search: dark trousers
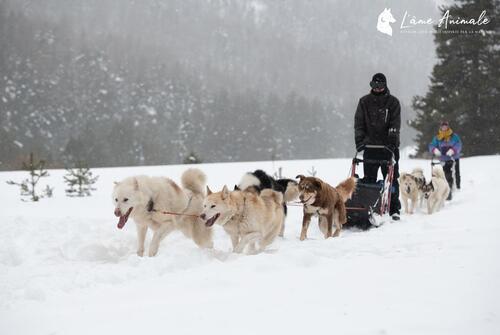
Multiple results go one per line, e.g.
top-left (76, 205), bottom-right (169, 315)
top-left (363, 148), bottom-right (401, 215)
top-left (443, 159), bottom-right (461, 190)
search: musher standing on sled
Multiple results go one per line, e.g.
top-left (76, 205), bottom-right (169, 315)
top-left (428, 121), bottom-right (462, 200)
top-left (354, 73), bottom-right (401, 220)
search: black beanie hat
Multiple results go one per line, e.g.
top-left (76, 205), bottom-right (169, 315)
top-left (370, 73), bottom-right (387, 90)
top-left (372, 73), bottom-right (386, 83)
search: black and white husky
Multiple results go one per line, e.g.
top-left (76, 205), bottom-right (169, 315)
top-left (237, 170), bottom-right (299, 237)
top-left (421, 165), bottom-right (450, 215)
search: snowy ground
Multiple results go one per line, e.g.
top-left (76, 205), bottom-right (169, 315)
top-left (1, 156), bottom-right (499, 335)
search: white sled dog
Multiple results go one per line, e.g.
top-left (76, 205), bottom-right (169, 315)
top-left (112, 169), bottom-right (213, 257)
top-left (399, 167), bottom-right (426, 214)
top-left (422, 165), bottom-right (450, 215)
top-left (200, 185), bottom-right (284, 254)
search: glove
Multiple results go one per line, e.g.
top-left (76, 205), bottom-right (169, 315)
top-left (356, 143), bottom-right (365, 152)
top-left (433, 148), bottom-right (441, 157)
top-left (446, 149), bottom-right (454, 157)
top-left (356, 139), bottom-right (367, 152)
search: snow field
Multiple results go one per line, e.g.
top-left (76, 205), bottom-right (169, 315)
top-left (0, 156), bottom-right (499, 334)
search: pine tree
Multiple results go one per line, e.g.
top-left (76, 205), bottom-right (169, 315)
top-left (6, 152), bottom-right (53, 201)
top-left (183, 151), bottom-right (203, 164)
top-left (411, 0), bottom-right (500, 156)
top-left (64, 161), bottom-right (99, 197)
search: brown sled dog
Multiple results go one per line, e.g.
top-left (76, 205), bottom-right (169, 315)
top-left (296, 175), bottom-right (356, 240)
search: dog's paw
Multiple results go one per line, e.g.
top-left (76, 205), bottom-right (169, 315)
top-left (148, 249), bottom-right (158, 257)
top-left (247, 248), bottom-right (260, 256)
top-left (137, 249), bottom-right (144, 257)
top-left (204, 242), bottom-right (214, 249)
top-left (233, 246), bottom-right (244, 254)
top-left (299, 235), bottom-right (307, 241)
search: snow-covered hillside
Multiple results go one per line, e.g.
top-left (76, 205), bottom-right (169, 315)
top-left (1, 156), bottom-right (499, 335)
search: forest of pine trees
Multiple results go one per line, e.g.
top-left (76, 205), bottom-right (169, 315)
top-left (0, 0), bottom-right (442, 170)
top-left (0, 0), bottom-right (352, 170)
top-left (4, 1), bottom-right (493, 168)
top-left (411, 0), bottom-right (500, 156)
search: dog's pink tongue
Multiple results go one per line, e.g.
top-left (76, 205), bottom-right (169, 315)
top-left (116, 207), bottom-right (132, 229)
top-left (117, 215), bottom-right (127, 229)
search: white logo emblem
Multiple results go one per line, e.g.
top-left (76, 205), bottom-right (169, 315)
top-left (377, 8), bottom-right (396, 36)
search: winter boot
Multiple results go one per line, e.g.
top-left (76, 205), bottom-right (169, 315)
top-left (390, 209), bottom-right (401, 221)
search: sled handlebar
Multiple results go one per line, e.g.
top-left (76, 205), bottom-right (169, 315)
top-left (353, 145), bottom-right (395, 166)
top-left (431, 157), bottom-right (442, 166)
top-left (364, 145), bottom-right (395, 156)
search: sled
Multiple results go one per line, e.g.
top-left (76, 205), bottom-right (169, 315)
top-left (344, 145), bottom-right (395, 230)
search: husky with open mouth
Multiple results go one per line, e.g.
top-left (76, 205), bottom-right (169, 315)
top-left (200, 185), bottom-right (284, 254)
top-left (112, 168), bottom-right (213, 257)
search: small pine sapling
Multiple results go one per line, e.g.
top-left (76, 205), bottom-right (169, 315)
top-left (307, 166), bottom-right (317, 177)
top-left (64, 161), bottom-right (99, 197)
top-left (183, 151), bottom-right (202, 164)
top-left (6, 152), bottom-right (53, 201)
top-left (273, 167), bottom-right (283, 179)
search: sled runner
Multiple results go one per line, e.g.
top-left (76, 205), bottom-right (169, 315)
top-left (345, 145), bottom-right (395, 230)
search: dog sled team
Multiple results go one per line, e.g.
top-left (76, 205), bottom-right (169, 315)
top-left (113, 167), bottom-right (356, 256)
top-left (112, 73), bottom-right (462, 257)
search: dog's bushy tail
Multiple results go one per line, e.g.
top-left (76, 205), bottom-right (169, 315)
top-left (181, 168), bottom-right (207, 195)
top-left (238, 173), bottom-right (261, 192)
top-left (260, 189), bottom-right (283, 206)
top-left (336, 177), bottom-right (357, 202)
top-left (335, 198), bottom-right (347, 225)
top-left (432, 165), bottom-right (446, 180)
top-left (411, 167), bottom-right (424, 176)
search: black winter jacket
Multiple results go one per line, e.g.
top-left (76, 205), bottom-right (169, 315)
top-left (354, 89), bottom-right (401, 149)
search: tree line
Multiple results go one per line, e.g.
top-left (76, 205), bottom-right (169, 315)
top-left (0, 0), bottom-right (350, 170)
top-left (411, 0), bottom-right (499, 156)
